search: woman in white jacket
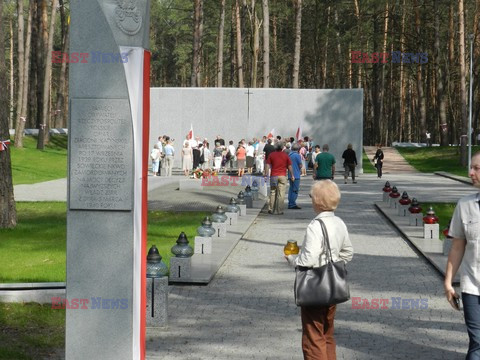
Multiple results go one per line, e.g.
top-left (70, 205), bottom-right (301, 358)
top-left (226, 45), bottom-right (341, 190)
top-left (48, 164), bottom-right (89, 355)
top-left (287, 180), bottom-right (353, 360)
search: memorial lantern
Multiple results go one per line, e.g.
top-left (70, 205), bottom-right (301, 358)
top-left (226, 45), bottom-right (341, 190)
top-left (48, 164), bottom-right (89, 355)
top-left (251, 181), bottom-right (259, 200)
top-left (408, 198), bottom-right (422, 214)
top-left (196, 217), bottom-right (216, 237)
top-left (171, 232), bottom-right (194, 258)
top-left (399, 191), bottom-right (411, 205)
top-left (226, 197), bottom-right (240, 213)
top-left (389, 186), bottom-right (400, 199)
top-left (211, 206), bottom-right (227, 223)
top-left (382, 181), bottom-right (392, 193)
top-left (283, 240), bottom-right (299, 256)
top-left (382, 181), bottom-right (392, 202)
top-left (146, 245), bottom-right (168, 278)
top-left (245, 185), bottom-right (253, 198)
top-left (236, 191), bottom-right (246, 205)
top-left (423, 207), bottom-right (439, 224)
top-left (244, 185), bottom-right (253, 208)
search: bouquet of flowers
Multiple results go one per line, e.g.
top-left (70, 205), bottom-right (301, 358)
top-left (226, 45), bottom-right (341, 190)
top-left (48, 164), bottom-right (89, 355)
top-left (192, 168), bottom-right (204, 179)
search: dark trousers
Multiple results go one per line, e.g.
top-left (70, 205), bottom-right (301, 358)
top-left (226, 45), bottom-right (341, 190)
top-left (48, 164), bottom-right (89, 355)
top-left (301, 305), bottom-right (337, 360)
top-left (375, 162), bottom-right (383, 178)
top-left (463, 293), bottom-right (480, 359)
top-left (192, 149), bottom-right (201, 169)
top-left (344, 163), bottom-right (356, 181)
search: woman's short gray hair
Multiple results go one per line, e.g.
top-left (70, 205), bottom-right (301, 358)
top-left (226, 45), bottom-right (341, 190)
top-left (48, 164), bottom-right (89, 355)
top-left (291, 143), bottom-right (300, 151)
top-left (310, 180), bottom-right (341, 211)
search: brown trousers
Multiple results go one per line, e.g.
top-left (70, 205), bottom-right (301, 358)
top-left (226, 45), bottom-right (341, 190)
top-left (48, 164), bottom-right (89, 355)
top-left (301, 305), bottom-right (337, 360)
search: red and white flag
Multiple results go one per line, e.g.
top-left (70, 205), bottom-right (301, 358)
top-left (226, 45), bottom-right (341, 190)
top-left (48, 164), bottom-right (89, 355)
top-left (266, 128), bottom-right (275, 139)
top-left (0, 139), bottom-right (11, 151)
top-left (187, 124), bottom-right (194, 140)
top-left (295, 126), bottom-right (302, 142)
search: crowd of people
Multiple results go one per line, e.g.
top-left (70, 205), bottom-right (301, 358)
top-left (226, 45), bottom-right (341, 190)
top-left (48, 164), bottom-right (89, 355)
top-left (150, 134), bottom-right (322, 178)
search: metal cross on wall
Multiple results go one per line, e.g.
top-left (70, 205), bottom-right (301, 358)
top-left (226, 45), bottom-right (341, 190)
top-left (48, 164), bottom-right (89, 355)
top-left (244, 88), bottom-right (253, 123)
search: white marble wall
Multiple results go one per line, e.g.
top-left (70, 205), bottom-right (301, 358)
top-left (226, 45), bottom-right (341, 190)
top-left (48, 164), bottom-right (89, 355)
top-left (150, 88), bottom-right (364, 171)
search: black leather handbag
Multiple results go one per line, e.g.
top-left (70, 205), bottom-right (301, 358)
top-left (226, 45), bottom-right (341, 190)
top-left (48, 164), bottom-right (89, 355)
top-left (294, 219), bottom-right (350, 307)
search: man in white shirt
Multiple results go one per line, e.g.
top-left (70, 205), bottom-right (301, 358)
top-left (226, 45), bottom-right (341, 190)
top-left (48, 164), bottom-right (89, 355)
top-left (445, 151), bottom-right (480, 358)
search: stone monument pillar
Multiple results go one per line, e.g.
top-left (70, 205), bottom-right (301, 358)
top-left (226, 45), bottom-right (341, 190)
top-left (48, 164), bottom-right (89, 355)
top-left (67, 1), bottom-right (150, 359)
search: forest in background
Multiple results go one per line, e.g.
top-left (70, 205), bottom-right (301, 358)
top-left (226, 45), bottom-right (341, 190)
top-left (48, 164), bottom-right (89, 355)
top-left (1, 0), bottom-right (480, 152)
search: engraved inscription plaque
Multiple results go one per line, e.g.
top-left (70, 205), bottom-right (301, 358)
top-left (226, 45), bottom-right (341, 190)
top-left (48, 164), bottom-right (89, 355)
top-left (70, 99), bottom-right (133, 210)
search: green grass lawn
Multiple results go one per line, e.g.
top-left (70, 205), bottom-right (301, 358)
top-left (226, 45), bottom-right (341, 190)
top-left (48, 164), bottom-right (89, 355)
top-left (0, 303), bottom-right (65, 359)
top-left (362, 149), bottom-right (377, 174)
top-left (10, 136), bottom-right (68, 185)
top-left (396, 146), bottom-right (480, 177)
top-left (419, 202), bottom-right (457, 240)
top-left (0, 202), bottom-right (209, 283)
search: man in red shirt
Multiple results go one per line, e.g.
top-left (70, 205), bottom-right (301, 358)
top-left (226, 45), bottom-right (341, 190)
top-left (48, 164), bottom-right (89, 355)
top-left (266, 142), bottom-right (295, 215)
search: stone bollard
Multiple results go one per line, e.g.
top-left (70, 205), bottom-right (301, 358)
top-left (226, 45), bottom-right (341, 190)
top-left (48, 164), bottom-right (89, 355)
top-left (212, 222), bottom-right (226, 237)
top-left (423, 207), bottom-right (439, 240)
top-left (408, 198), bottom-right (423, 226)
top-left (382, 181), bottom-right (392, 203)
top-left (389, 186), bottom-right (400, 209)
top-left (194, 237), bottom-right (212, 254)
top-left (225, 212), bottom-right (238, 226)
top-left (169, 232), bottom-right (193, 280)
top-left (169, 257), bottom-right (192, 279)
top-left (398, 191), bottom-right (411, 217)
top-left (146, 277), bottom-right (168, 327)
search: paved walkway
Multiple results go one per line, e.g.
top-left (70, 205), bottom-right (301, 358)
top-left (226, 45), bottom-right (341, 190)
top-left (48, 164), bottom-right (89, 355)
top-left (147, 172), bottom-right (472, 360)
top-left (364, 146), bottom-right (417, 174)
top-left (12, 171), bottom-right (475, 359)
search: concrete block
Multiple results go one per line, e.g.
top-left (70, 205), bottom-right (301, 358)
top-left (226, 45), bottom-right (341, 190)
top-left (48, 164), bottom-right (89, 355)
top-left (398, 204), bottom-right (409, 217)
top-left (389, 198), bottom-right (398, 209)
top-left (409, 213), bottom-right (423, 226)
top-left (225, 212), bottom-right (238, 226)
top-left (212, 222), bottom-right (226, 237)
top-left (194, 236), bottom-right (212, 254)
top-left (238, 204), bottom-right (247, 216)
top-left (146, 277), bottom-right (168, 328)
top-left (424, 223), bottom-right (439, 240)
top-left (383, 192), bottom-right (390, 202)
top-left (169, 257), bottom-right (192, 280)
top-left (245, 197), bottom-right (253, 208)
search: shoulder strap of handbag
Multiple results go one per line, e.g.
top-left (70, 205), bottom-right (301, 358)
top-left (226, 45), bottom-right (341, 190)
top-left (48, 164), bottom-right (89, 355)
top-left (316, 219), bottom-right (333, 263)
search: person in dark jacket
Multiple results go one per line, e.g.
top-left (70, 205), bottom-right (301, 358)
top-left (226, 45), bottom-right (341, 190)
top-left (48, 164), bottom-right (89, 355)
top-left (342, 143), bottom-right (358, 184)
top-left (373, 144), bottom-right (384, 178)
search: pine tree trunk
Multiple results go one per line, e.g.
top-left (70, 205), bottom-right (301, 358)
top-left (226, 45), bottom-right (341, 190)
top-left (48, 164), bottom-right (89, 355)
top-left (459, 0), bottom-right (468, 166)
top-left (21, 1), bottom-right (33, 133)
top-left (9, 18), bottom-right (14, 129)
top-left (216, 0), bottom-right (225, 87)
top-left (435, 0), bottom-right (448, 146)
top-left (230, 1), bottom-right (236, 86)
top-left (249, 0), bottom-right (260, 88)
top-left (235, 0), bottom-right (244, 87)
top-left (0, 0), bottom-right (17, 228)
top-left (262, 0), bottom-right (269, 88)
top-left (398, 0), bottom-right (406, 143)
top-left (292, 0), bottom-right (302, 88)
top-left (14, 0), bottom-right (25, 148)
top-left (191, 0), bottom-right (203, 87)
top-left (38, 0), bottom-right (59, 150)
top-left (414, 0), bottom-right (426, 139)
